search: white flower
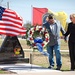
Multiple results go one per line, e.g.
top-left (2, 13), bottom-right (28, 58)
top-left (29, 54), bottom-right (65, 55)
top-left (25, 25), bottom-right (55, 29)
top-left (36, 26), bottom-right (39, 30)
top-left (27, 26), bottom-right (49, 48)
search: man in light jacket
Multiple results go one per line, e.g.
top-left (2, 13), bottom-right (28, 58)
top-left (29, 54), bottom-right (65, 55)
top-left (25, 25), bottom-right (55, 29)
top-left (43, 14), bottom-right (65, 70)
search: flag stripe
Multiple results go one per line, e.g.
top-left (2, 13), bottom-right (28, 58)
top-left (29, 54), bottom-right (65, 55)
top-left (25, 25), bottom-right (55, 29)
top-left (0, 6), bottom-right (26, 36)
top-left (0, 26), bottom-right (26, 32)
top-left (2, 18), bottom-right (22, 26)
top-left (2, 12), bottom-right (22, 23)
top-left (0, 30), bottom-right (26, 36)
top-left (0, 21), bottom-right (22, 28)
top-left (0, 28), bottom-right (26, 36)
top-left (3, 9), bottom-right (22, 25)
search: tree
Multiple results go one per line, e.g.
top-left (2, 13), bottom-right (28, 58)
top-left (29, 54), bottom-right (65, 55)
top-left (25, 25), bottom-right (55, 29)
top-left (23, 21), bottom-right (31, 30)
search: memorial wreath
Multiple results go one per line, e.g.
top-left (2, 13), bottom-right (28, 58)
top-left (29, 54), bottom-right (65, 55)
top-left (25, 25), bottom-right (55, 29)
top-left (27, 25), bottom-right (49, 48)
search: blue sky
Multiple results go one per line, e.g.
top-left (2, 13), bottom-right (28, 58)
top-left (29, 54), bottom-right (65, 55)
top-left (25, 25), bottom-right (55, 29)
top-left (1, 0), bottom-right (75, 24)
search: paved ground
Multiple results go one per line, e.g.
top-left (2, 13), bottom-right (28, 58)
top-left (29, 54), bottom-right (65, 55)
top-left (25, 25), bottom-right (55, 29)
top-left (0, 63), bottom-right (75, 75)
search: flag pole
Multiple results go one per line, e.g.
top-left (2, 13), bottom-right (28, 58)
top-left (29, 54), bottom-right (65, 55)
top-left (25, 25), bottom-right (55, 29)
top-left (31, 5), bottom-right (33, 26)
top-left (7, 1), bottom-right (9, 9)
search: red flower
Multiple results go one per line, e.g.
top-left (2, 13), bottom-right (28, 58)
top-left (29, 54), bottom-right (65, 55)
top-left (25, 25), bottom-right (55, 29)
top-left (44, 31), bottom-right (47, 34)
top-left (30, 31), bottom-right (32, 34)
top-left (41, 43), bottom-right (44, 46)
top-left (45, 38), bottom-right (49, 42)
top-left (39, 28), bottom-right (42, 31)
top-left (34, 27), bottom-right (36, 31)
top-left (30, 37), bottom-right (33, 40)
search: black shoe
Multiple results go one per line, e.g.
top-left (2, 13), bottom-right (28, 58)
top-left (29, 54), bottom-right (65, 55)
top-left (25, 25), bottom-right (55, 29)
top-left (48, 66), bottom-right (54, 69)
top-left (56, 67), bottom-right (61, 70)
top-left (71, 68), bottom-right (74, 71)
top-left (71, 66), bottom-right (75, 71)
top-left (71, 69), bottom-right (74, 71)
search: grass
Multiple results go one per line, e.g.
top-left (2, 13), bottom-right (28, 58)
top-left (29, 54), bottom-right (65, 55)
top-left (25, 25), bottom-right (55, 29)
top-left (0, 69), bottom-right (12, 74)
top-left (60, 39), bottom-right (68, 50)
top-left (29, 51), bottom-right (70, 71)
top-left (0, 38), bottom-right (68, 50)
top-left (0, 70), bottom-right (6, 74)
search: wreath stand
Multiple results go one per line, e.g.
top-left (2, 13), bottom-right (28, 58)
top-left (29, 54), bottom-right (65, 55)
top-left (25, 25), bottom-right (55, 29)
top-left (27, 26), bottom-right (50, 68)
top-left (0, 36), bottom-right (29, 64)
top-left (29, 43), bottom-right (49, 69)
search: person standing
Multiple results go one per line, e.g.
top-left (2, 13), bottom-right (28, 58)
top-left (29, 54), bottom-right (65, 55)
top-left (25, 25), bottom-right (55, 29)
top-left (64, 14), bottom-right (75, 71)
top-left (43, 14), bottom-right (65, 70)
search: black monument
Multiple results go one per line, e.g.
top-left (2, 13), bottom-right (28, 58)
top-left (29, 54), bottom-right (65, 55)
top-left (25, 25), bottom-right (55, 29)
top-left (0, 36), bottom-right (29, 64)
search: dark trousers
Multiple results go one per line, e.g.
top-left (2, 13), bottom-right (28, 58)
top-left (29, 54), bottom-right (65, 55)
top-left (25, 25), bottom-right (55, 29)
top-left (68, 40), bottom-right (75, 69)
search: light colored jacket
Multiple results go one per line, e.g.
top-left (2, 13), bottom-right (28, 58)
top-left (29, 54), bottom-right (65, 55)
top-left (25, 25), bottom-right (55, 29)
top-left (43, 21), bottom-right (65, 46)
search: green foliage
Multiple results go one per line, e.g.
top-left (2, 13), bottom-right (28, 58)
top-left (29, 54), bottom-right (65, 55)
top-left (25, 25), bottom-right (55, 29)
top-left (26, 40), bottom-right (31, 46)
top-left (33, 31), bottom-right (40, 38)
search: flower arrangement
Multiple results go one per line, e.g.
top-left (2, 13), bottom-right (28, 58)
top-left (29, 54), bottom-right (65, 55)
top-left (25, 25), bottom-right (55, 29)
top-left (27, 25), bottom-right (49, 48)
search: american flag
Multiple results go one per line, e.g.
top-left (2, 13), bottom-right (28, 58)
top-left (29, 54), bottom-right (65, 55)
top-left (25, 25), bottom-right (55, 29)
top-left (0, 6), bottom-right (26, 36)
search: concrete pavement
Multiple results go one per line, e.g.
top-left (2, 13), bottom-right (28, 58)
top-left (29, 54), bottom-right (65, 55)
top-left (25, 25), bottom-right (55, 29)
top-left (0, 63), bottom-right (75, 75)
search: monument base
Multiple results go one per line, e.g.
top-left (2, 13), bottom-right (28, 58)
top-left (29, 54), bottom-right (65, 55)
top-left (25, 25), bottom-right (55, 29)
top-left (0, 36), bottom-right (29, 64)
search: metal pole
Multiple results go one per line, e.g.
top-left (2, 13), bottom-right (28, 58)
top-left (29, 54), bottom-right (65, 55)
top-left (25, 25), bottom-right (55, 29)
top-left (30, 52), bottom-right (33, 69)
top-left (30, 53), bottom-right (33, 64)
top-left (7, 1), bottom-right (9, 9)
